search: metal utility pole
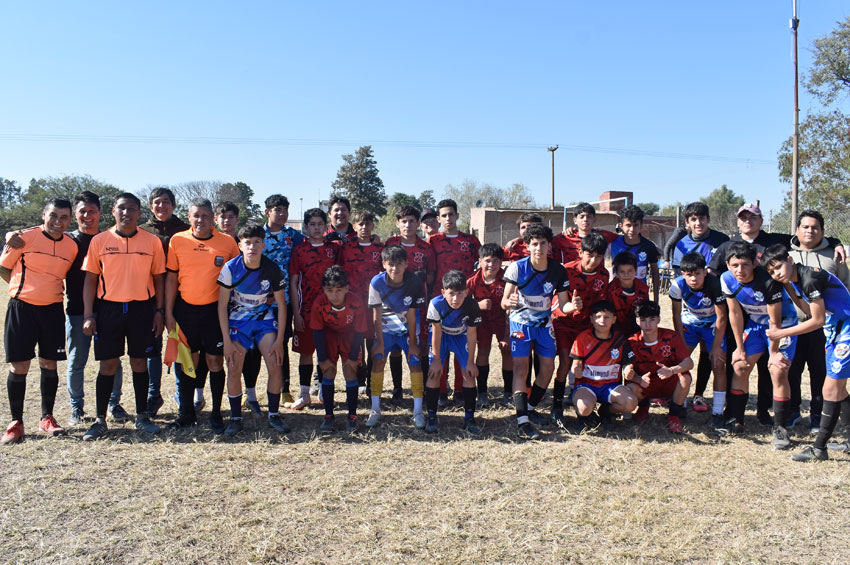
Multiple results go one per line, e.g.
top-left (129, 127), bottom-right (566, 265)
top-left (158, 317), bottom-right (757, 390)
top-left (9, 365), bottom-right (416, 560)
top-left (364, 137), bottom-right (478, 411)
top-left (547, 145), bottom-right (558, 210)
top-left (790, 1), bottom-right (800, 232)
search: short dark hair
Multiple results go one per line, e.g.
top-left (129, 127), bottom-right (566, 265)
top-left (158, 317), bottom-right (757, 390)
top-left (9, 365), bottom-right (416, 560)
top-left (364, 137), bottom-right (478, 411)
top-left (590, 300), bottom-right (616, 315)
top-left (73, 191), bottom-right (100, 210)
top-left (516, 212), bottom-right (543, 227)
top-left (725, 241), bottom-right (756, 263)
top-left (237, 223), bottom-right (265, 241)
top-left (683, 202), bottom-right (710, 220)
top-left (797, 209), bottom-right (824, 230)
top-left (216, 201), bottom-right (239, 216)
top-left (581, 232), bottom-right (608, 255)
top-left (636, 301), bottom-right (661, 319)
top-left (115, 192), bottom-right (141, 209)
top-left (45, 198), bottom-right (72, 212)
top-left (436, 199), bottom-right (458, 214)
top-left (322, 265), bottom-right (349, 288)
top-left (149, 187), bottom-right (176, 207)
top-left (620, 204), bottom-right (644, 224)
top-left (441, 270), bottom-right (467, 292)
top-left (265, 194), bottom-right (289, 210)
top-left (679, 251), bottom-right (706, 273)
top-left (761, 244), bottom-right (791, 268)
top-left (351, 210), bottom-right (375, 224)
top-left (304, 207), bottom-right (328, 225)
top-left (381, 244), bottom-right (407, 264)
top-left (523, 223), bottom-right (553, 244)
top-left (190, 198), bottom-right (213, 214)
top-left (573, 202), bottom-right (596, 217)
top-left (479, 242), bottom-right (504, 259)
top-left (613, 251), bottom-right (638, 271)
top-left (396, 205), bottom-right (421, 221)
top-left (329, 195), bottom-right (351, 212)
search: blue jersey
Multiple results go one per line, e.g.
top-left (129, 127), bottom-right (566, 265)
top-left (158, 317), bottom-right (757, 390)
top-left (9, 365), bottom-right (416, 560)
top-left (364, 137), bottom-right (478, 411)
top-left (217, 255), bottom-right (285, 322)
top-left (790, 265), bottom-right (850, 330)
top-left (263, 224), bottom-right (305, 304)
top-left (669, 273), bottom-right (725, 327)
top-left (672, 230), bottom-right (729, 268)
top-left (721, 267), bottom-right (796, 328)
top-left (426, 295), bottom-right (482, 336)
top-left (609, 235), bottom-right (658, 282)
top-left (503, 257), bottom-right (569, 328)
top-left (368, 271), bottom-right (426, 336)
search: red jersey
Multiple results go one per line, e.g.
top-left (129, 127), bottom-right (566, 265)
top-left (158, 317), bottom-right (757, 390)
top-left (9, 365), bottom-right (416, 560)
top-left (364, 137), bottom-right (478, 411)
top-left (570, 329), bottom-right (633, 387)
top-left (605, 278), bottom-right (650, 336)
top-left (553, 260), bottom-right (609, 327)
top-left (385, 236), bottom-right (436, 278)
top-left (429, 231), bottom-right (481, 296)
top-left (310, 292), bottom-right (369, 334)
top-left (502, 237), bottom-right (554, 261)
top-left (627, 328), bottom-right (690, 380)
top-left (289, 240), bottom-right (340, 314)
top-left (466, 267), bottom-right (507, 327)
top-left (552, 227), bottom-right (618, 264)
top-left (336, 240), bottom-right (384, 299)
top-left (324, 224), bottom-right (358, 243)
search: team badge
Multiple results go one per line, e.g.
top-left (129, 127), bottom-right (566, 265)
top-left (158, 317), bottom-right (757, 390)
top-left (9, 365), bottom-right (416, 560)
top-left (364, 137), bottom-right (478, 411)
top-left (414, 252), bottom-right (424, 264)
top-left (326, 248), bottom-right (335, 257)
top-left (638, 251), bottom-right (647, 261)
top-left (346, 314), bottom-right (355, 324)
top-left (403, 296), bottom-right (412, 306)
top-left (660, 344), bottom-right (672, 357)
top-left (495, 286), bottom-right (504, 296)
top-left (754, 291), bottom-right (764, 303)
top-left (832, 361), bottom-right (843, 374)
top-left (834, 343), bottom-right (850, 360)
top-left (372, 251), bottom-right (381, 262)
top-left (611, 348), bottom-right (620, 360)
top-left (543, 282), bottom-right (553, 294)
top-left (460, 241), bottom-right (470, 252)
top-left (214, 256), bottom-right (224, 267)
top-left (261, 280), bottom-right (270, 292)
top-left (285, 237), bottom-right (292, 246)
top-left (701, 297), bottom-right (712, 306)
top-left (593, 280), bottom-right (605, 291)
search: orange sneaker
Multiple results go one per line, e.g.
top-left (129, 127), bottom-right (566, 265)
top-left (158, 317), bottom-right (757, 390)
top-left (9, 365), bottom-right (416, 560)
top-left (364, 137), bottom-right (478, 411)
top-left (1, 420), bottom-right (24, 444)
top-left (39, 414), bottom-right (66, 436)
top-left (666, 415), bottom-right (683, 433)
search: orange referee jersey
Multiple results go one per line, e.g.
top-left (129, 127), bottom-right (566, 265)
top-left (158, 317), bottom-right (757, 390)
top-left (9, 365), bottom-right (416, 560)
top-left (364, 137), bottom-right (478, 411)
top-left (82, 227), bottom-right (166, 302)
top-left (166, 229), bottom-right (239, 305)
top-left (0, 229), bottom-right (77, 305)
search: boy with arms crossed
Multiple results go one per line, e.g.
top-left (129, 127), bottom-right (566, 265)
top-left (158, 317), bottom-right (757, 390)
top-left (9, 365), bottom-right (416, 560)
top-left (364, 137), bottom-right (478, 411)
top-left (609, 205), bottom-right (660, 302)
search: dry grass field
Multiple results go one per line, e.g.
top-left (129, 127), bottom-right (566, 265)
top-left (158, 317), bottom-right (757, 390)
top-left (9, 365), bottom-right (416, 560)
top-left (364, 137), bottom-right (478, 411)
top-left (1, 280), bottom-right (849, 564)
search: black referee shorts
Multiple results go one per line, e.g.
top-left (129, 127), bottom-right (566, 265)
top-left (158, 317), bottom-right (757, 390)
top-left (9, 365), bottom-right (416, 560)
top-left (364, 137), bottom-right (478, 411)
top-left (174, 298), bottom-right (223, 355)
top-left (4, 298), bottom-right (66, 363)
top-left (93, 299), bottom-right (156, 360)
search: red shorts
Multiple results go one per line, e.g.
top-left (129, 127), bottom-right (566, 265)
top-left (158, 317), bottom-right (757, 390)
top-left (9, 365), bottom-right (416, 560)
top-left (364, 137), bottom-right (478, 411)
top-left (639, 373), bottom-right (687, 399)
top-left (553, 319), bottom-right (586, 352)
top-left (293, 325), bottom-right (316, 355)
top-left (322, 330), bottom-right (361, 364)
top-left (477, 316), bottom-right (507, 346)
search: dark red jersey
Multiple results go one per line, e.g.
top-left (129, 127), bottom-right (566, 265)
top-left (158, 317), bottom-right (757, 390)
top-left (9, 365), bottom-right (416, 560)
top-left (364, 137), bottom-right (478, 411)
top-left (553, 259), bottom-right (609, 327)
top-left (605, 278), bottom-right (650, 336)
top-left (627, 328), bottom-right (690, 380)
top-left (289, 240), bottom-right (340, 314)
top-left (570, 329), bottom-right (633, 387)
top-left (429, 231), bottom-right (481, 296)
top-left (310, 292), bottom-right (369, 334)
top-left (336, 240), bottom-right (385, 299)
top-left (385, 236), bottom-right (436, 277)
top-left (551, 227), bottom-right (618, 264)
top-left (324, 224), bottom-right (358, 243)
top-left (502, 237), bottom-right (553, 261)
top-left (466, 267), bottom-right (507, 327)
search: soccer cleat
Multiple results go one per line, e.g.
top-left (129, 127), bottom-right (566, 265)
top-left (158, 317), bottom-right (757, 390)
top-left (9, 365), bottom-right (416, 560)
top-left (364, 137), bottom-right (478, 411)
top-left (320, 415), bottom-right (335, 434)
top-left (224, 418), bottom-right (243, 437)
top-left (756, 410), bottom-right (774, 427)
top-left (166, 416), bottom-right (197, 431)
top-left (463, 417), bottom-right (481, 435)
top-left (1, 421), bottom-right (24, 444)
top-left (391, 388), bottom-right (404, 402)
top-left (666, 415), bottom-right (683, 433)
top-left (786, 411), bottom-right (802, 429)
top-left (82, 420), bottom-right (107, 441)
top-left (792, 445), bottom-right (828, 462)
top-left (527, 409), bottom-right (549, 427)
top-left (146, 395), bottom-right (164, 417)
top-left (287, 396), bottom-right (310, 411)
top-left (711, 414), bottom-right (728, 435)
top-left (268, 414), bottom-right (291, 433)
top-left (425, 414), bottom-right (438, 434)
top-left (691, 396), bottom-right (708, 413)
top-left (550, 407), bottom-right (567, 429)
top-left (772, 426), bottom-right (792, 450)
top-left (68, 407), bottom-right (85, 426)
top-left (134, 415), bottom-right (161, 435)
top-left (413, 412), bottom-right (426, 430)
top-left (108, 404), bottom-right (131, 423)
top-left (281, 392), bottom-right (295, 405)
top-left (579, 413), bottom-right (601, 432)
top-left (437, 393), bottom-right (450, 407)
top-left (365, 410), bottom-right (382, 428)
top-left (38, 415), bottom-right (66, 436)
top-left (246, 400), bottom-right (263, 417)
top-left (346, 414), bottom-right (359, 432)
top-left (726, 418), bottom-right (746, 435)
top-left (634, 403), bottom-right (650, 426)
top-left (209, 413), bottom-right (226, 435)
top-left (517, 422), bottom-right (540, 440)
top-left (476, 392), bottom-right (489, 408)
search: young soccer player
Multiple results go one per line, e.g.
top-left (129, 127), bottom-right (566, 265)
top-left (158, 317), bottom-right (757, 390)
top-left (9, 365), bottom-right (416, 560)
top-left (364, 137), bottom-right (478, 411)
top-left (604, 251), bottom-right (649, 337)
top-left (609, 205), bottom-right (660, 302)
top-left (624, 301), bottom-right (694, 433)
top-left (669, 202), bottom-right (730, 271)
top-left (217, 224), bottom-right (289, 436)
top-left (311, 266), bottom-right (368, 433)
top-left (467, 243), bottom-right (511, 407)
top-left (367, 245), bottom-right (427, 427)
top-left (551, 202), bottom-right (618, 264)
top-left (669, 251), bottom-right (728, 432)
top-left (761, 245), bottom-right (850, 461)
top-left (721, 241), bottom-right (797, 449)
top-left (570, 300), bottom-right (639, 430)
top-left (502, 224), bottom-right (574, 439)
top-left (289, 208), bottom-right (339, 409)
top-left (419, 209), bottom-right (440, 241)
top-left (425, 270), bottom-right (483, 433)
top-left (0, 199), bottom-right (77, 444)
top-left (502, 212), bottom-right (544, 261)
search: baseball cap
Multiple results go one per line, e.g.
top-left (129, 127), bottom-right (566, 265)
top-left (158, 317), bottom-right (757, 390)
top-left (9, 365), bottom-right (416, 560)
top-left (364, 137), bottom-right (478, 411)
top-left (737, 203), bottom-right (762, 217)
top-left (420, 208), bottom-right (437, 221)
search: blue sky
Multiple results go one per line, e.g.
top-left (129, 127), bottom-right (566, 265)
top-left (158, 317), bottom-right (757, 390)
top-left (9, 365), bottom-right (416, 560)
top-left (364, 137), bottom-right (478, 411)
top-left (1, 1), bottom-right (847, 221)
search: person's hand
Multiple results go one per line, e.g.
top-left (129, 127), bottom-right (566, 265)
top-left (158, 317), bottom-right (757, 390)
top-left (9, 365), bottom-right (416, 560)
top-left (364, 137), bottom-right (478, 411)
top-left (165, 313), bottom-right (176, 335)
top-left (271, 339), bottom-right (284, 366)
top-left (479, 298), bottom-right (492, 311)
top-left (765, 326), bottom-right (785, 340)
top-left (507, 293), bottom-right (519, 308)
top-left (464, 363), bottom-right (479, 380)
top-left (834, 245), bottom-right (846, 264)
top-left (82, 317), bottom-right (96, 337)
top-left (638, 372), bottom-right (651, 388)
top-left (223, 339), bottom-right (239, 367)
top-left (152, 311), bottom-right (164, 337)
top-left (569, 290), bottom-right (582, 313)
top-left (293, 313), bottom-right (305, 332)
top-left (709, 347), bottom-right (726, 369)
top-left (768, 351), bottom-right (791, 371)
top-left (732, 348), bottom-right (750, 370)
top-left (428, 359), bottom-right (442, 381)
top-left (5, 231), bottom-right (24, 249)
top-left (656, 362), bottom-right (674, 379)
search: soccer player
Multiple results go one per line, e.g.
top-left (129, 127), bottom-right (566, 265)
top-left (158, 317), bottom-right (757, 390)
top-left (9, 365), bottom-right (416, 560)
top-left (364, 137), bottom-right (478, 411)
top-left (367, 245), bottom-right (426, 428)
top-left (570, 300), bottom-right (638, 430)
top-left (80, 193), bottom-right (167, 440)
top-left (502, 212), bottom-right (544, 261)
top-left (609, 205), bottom-right (660, 302)
top-left (624, 301), bottom-right (694, 433)
top-left (325, 195), bottom-right (358, 243)
top-left (311, 266), bottom-right (368, 433)
top-left (0, 199), bottom-right (77, 444)
top-left (551, 202), bottom-right (618, 264)
top-left (466, 243), bottom-right (511, 407)
top-left (721, 241), bottom-right (797, 449)
top-left (419, 208), bottom-right (440, 241)
top-left (761, 244), bottom-right (850, 461)
top-left (425, 270), bottom-right (483, 434)
top-left (604, 251), bottom-right (649, 337)
top-left (501, 224), bottom-right (574, 440)
top-left (668, 202), bottom-right (730, 272)
top-left (289, 208), bottom-right (339, 409)
top-left (670, 252), bottom-right (728, 431)
top-left (164, 198), bottom-right (239, 432)
top-left (218, 224), bottom-right (289, 437)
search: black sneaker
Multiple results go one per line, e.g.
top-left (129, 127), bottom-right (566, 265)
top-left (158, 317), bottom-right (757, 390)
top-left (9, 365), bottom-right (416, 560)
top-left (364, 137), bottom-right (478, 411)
top-left (224, 418), bottom-right (243, 437)
top-left (476, 392), bottom-right (489, 408)
top-left (209, 413), bottom-right (226, 435)
top-left (146, 395), bottom-right (164, 417)
top-left (268, 414), bottom-right (291, 433)
top-left (463, 417), bottom-right (481, 435)
top-left (551, 406), bottom-right (567, 429)
top-left (711, 414), bottom-right (728, 436)
top-left (82, 420), bottom-right (108, 441)
top-left (773, 426), bottom-right (792, 450)
top-left (167, 416), bottom-right (197, 430)
top-left (391, 388), bottom-right (404, 402)
top-left (134, 415), bottom-right (161, 435)
top-left (108, 404), bottom-right (131, 423)
top-left (579, 413), bottom-right (601, 432)
top-left (425, 414), bottom-right (438, 434)
top-left (726, 417), bottom-right (745, 435)
top-left (517, 422), bottom-right (540, 440)
top-left (757, 410), bottom-right (774, 426)
top-left (527, 409), bottom-right (549, 427)
top-left (792, 445), bottom-right (828, 462)
top-left (320, 415), bottom-right (335, 434)
top-left (346, 414), bottom-right (359, 432)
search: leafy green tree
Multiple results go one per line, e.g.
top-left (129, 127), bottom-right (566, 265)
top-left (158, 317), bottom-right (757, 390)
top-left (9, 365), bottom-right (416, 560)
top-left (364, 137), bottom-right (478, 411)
top-left (331, 145), bottom-right (387, 217)
top-left (219, 181), bottom-right (262, 225)
top-left (389, 192), bottom-right (419, 211)
top-left (24, 175), bottom-right (122, 231)
top-left (635, 202), bottom-right (660, 216)
top-left (700, 185), bottom-right (745, 236)
top-left (0, 178), bottom-right (23, 208)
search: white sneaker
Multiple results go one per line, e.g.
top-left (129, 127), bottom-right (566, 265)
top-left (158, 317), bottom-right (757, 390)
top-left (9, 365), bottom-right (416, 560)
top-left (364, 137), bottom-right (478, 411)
top-left (413, 412), bottom-right (426, 429)
top-left (288, 396), bottom-right (311, 411)
top-left (365, 410), bottom-right (382, 428)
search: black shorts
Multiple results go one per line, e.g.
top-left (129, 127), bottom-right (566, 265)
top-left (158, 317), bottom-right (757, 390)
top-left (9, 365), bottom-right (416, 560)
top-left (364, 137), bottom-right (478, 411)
top-left (93, 299), bottom-right (157, 360)
top-left (4, 299), bottom-right (66, 363)
top-left (174, 298), bottom-right (223, 355)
